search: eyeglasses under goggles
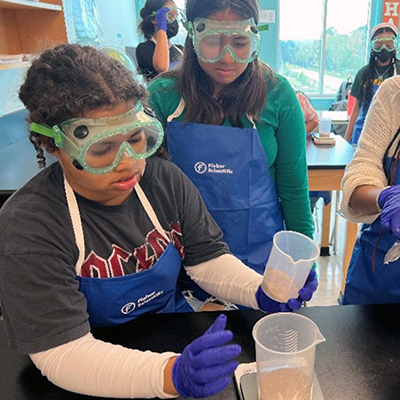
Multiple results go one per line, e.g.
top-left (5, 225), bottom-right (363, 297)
top-left (30, 103), bottom-right (164, 174)
top-left (190, 18), bottom-right (261, 63)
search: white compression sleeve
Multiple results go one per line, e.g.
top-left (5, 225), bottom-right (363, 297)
top-left (185, 253), bottom-right (263, 309)
top-left (30, 333), bottom-right (179, 399)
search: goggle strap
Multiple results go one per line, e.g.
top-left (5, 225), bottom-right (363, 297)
top-left (30, 122), bottom-right (54, 138)
top-left (183, 21), bottom-right (193, 36)
top-left (258, 24), bottom-right (269, 31)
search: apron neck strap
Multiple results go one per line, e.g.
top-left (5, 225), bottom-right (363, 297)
top-left (134, 183), bottom-right (170, 242)
top-left (64, 176), bottom-right (170, 276)
top-left (167, 98), bottom-right (257, 129)
top-left (64, 176), bottom-right (85, 275)
top-left (246, 114), bottom-right (257, 129)
top-left (167, 98), bottom-right (185, 122)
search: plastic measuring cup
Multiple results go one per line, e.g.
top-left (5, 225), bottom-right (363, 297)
top-left (319, 117), bottom-right (332, 136)
top-left (261, 231), bottom-right (320, 303)
top-left (253, 313), bottom-right (325, 400)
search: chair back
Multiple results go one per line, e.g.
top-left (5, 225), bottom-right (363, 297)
top-left (125, 46), bottom-right (138, 68)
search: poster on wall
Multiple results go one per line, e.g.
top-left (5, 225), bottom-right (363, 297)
top-left (382, 0), bottom-right (399, 28)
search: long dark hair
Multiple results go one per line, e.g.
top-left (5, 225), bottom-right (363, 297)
top-left (358, 27), bottom-right (397, 113)
top-left (138, 0), bottom-right (169, 39)
top-left (160, 0), bottom-right (275, 128)
top-left (19, 43), bottom-right (147, 167)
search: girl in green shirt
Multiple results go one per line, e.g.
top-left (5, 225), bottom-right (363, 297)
top-left (148, 0), bottom-right (314, 298)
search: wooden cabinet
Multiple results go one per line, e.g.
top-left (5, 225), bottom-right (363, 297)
top-left (0, 0), bottom-right (67, 70)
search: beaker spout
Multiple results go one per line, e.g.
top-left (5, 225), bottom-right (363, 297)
top-left (315, 330), bottom-right (326, 345)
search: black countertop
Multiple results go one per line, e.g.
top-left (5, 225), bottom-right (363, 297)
top-left (1, 304), bottom-right (400, 400)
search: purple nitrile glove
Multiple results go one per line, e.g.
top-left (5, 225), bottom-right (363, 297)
top-left (256, 269), bottom-right (318, 313)
top-left (172, 314), bottom-right (241, 398)
top-left (155, 7), bottom-right (169, 32)
top-left (378, 185), bottom-right (400, 239)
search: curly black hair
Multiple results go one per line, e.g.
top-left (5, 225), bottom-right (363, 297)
top-left (19, 43), bottom-right (147, 167)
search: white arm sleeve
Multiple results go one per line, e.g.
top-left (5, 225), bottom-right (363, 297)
top-left (30, 333), bottom-right (179, 399)
top-left (185, 253), bottom-right (263, 309)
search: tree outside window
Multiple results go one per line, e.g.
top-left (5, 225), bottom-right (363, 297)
top-left (279, 0), bottom-right (370, 95)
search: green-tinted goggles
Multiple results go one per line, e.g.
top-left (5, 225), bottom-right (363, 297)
top-left (30, 103), bottom-right (164, 174)
top-left (151, 5), bottom-right (182, 23)
top-left (371, 35), bottom-right (397, 52)
top-left (191, 18), bottom-right (261, 63)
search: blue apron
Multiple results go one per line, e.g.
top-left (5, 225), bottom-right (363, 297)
top-left (342, 156), bottom-right (400, 305)
top-left (64, 177), bottom-right (193, 327)
top-left (166, 100), bottom-right (284, 280)
top-left (351, 84), bottom-right (379, 145)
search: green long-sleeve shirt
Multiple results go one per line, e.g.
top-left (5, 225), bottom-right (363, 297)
top-left (148, 74), bottom-right (314, 240)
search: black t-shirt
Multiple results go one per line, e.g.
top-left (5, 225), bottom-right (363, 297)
top-left (351, 60), bottom-right (400, 103)
top-left (136, 40), bottom-right (183, 81)
top-left (0, 156), bottom-right (228, 353)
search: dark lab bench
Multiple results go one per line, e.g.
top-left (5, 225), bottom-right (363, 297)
top-left (1, 305), bottom-right (400, 400)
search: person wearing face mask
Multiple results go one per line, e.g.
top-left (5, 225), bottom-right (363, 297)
top-left (345, 22), bottom-right (400, 145)
top-left (136, 0), bottom-right (183, 82)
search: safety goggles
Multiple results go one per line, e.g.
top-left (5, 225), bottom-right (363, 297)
top-left (190, 18), bottom-right (261, 63)
top-left (151, 5), bottom-right (182, 23)
top-left (30, 103), bottom-right (164, 174)
top-left (371, 35), bottom-right (397, 52)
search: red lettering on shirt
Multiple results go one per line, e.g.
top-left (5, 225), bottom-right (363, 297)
top-left (81, 251), bottom-right (109, 278)
top-left (170, 221), bottom-right (184, 258)
top-left (108, 245), bottom-right (131, 277)
top-left (135, 229), bottom-right (168, 271)
top-left (79, 222), bottom-right (184, 277)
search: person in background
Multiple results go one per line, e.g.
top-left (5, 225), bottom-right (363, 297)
top-left (296, 90), bottom-right (319, 134)
top-left (0, 44), bottom-right (318, 399)
top-left (345, 22), bottom-right (400, 144)
top-left (148, 0), bottom-right (315, 299)
top-left (136, 0), bottom-right (183, 82)
top-left (341, 75), bottom-right (400, 305)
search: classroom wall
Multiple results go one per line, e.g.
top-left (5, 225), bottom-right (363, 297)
top-left (96, 0), bottom-right (140, 48)
top-left (0, 69), bottom-right (26, 115)
top-left (258, 0), bottom-right (279, 71)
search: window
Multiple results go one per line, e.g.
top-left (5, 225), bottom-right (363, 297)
top-left (279, 0), bottom-right (371, 95)
top-left (171, 0), bottom-right (187, 46)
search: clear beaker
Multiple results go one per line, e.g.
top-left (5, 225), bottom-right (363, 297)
top-left (319, 117), bottom-right (332, 136)
top-left (253, 313), bottom-right (325, 400)
top-left (261, 231), bottom-right (320, 303)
